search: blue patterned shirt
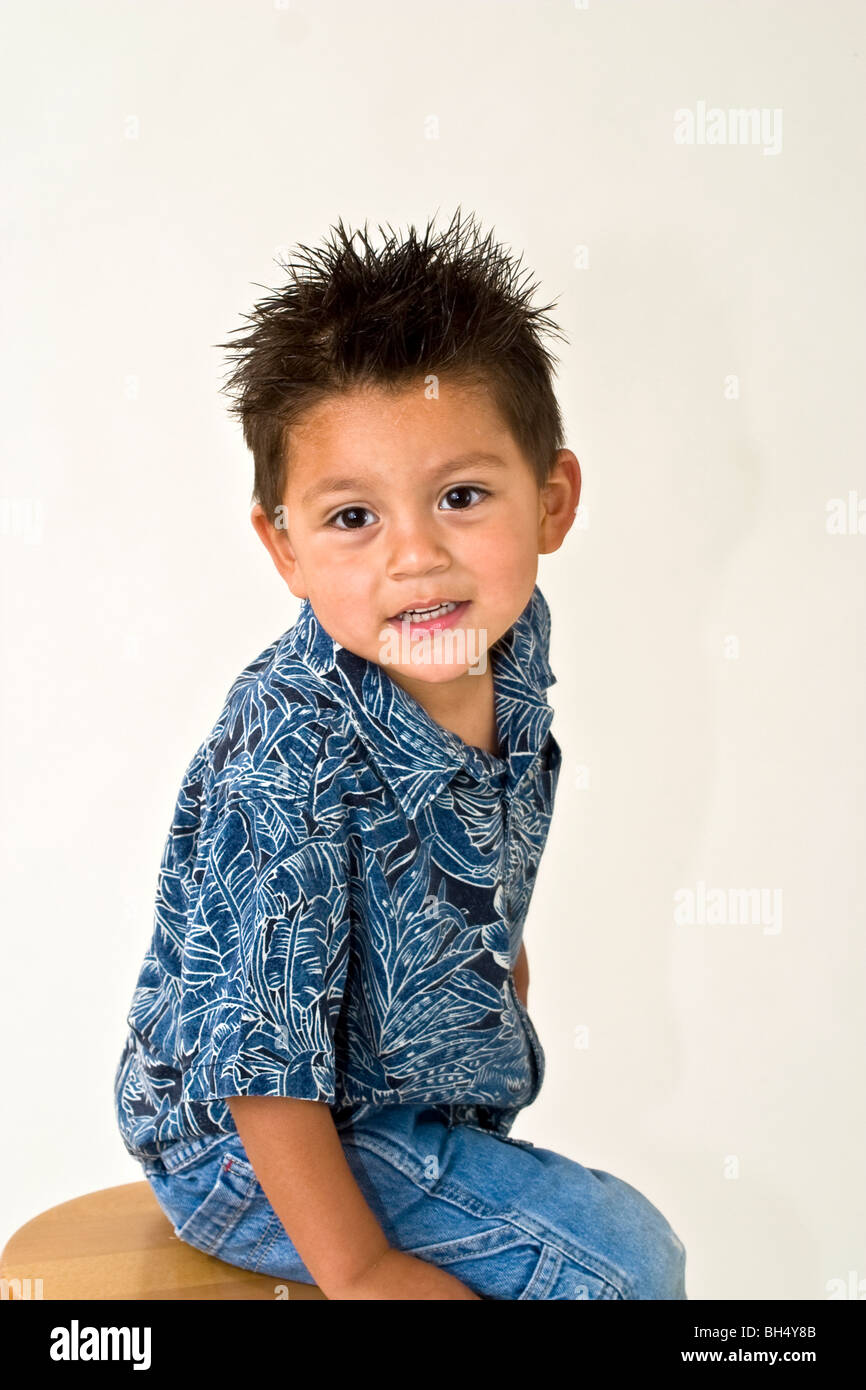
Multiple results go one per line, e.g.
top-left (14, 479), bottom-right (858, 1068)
top-left (115, 584), bottom-right (562, 1162)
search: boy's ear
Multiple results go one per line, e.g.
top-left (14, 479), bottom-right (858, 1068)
top-left (250, 504), bottom-right (309, 600)
top-left (538, 450), bottom-right (581, 555)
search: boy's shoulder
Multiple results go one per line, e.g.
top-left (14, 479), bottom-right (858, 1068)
top-left (200, 602), bottom-right (352, 808)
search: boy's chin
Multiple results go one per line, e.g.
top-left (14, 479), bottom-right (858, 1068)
top-left (383, 660), bottom-right (486, 685)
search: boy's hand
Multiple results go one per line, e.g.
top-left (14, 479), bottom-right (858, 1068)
top-left (513, 942), bottom-right (529, 1007)
top-left (331, 1247), bottom-right (483, 1300)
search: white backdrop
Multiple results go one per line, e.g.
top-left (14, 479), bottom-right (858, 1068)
top-left (1, 0), bottom-right (864, 1301)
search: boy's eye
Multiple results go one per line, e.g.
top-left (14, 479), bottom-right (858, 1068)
top-left (439, 485), bottom-right (488, 510)
top-left (329, 506), bottom-right (375, 530)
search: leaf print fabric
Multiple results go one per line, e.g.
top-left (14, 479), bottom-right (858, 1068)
top-left (115, 584), bottom-right (562, 1162)
top-left (181, 797), bottom-right (352, 1105)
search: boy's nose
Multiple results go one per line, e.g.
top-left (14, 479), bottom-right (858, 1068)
top-left (385, 514), bottom-right (452, 578)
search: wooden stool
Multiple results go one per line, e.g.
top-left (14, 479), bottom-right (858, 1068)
top-left (0, 1182), bottom-right (326, 1300)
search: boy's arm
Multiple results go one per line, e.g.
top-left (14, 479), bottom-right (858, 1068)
top-left (513, 941), bottom-right (529, 1007)
top-left (226, 1095), bottom-right (482, 1300)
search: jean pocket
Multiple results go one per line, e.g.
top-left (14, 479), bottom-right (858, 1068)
top-left (407, 1223), bottom-right (561, 1300)
top-left (173, 1150), bottom-right (262, 1260)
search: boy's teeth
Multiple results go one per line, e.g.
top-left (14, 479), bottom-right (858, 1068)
top-left (396, 600), bottom-right (459, 621)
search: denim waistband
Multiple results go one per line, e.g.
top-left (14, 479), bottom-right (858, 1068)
top-left (139, 1101), bottom-right (520, 1175)
top-left (334, 1100), bottom-right (518, 1141)
top-left (140, 1131), bottom-right (233, 1176)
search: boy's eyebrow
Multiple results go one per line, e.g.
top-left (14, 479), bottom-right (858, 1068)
top-left (300, 451), bottom-right (507, 506)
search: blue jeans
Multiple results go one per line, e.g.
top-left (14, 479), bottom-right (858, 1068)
top-left (141, 1105), bottom-right (687, 1300)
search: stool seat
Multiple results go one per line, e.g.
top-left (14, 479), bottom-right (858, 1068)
top-left (0, 1182), bottom-right (326, 1300)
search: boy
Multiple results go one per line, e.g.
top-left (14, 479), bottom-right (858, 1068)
top-left (115, 211), bottom-right (687, 1300)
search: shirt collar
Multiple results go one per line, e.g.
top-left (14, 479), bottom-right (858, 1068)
top-left (282, 585), bottom-right (557, 820)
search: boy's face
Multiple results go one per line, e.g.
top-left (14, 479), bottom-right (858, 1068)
top-left (252, 377), bottom-right (579, 702)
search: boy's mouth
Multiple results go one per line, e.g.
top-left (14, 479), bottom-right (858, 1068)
top-left (387, 599), bottom-right (470, 631)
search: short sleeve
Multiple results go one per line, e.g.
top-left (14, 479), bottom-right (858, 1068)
top-left (179, 788), bottom-right (352, 1106)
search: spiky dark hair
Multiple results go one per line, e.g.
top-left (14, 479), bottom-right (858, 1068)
top-left (215, 207), bottom-right (568, 525)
